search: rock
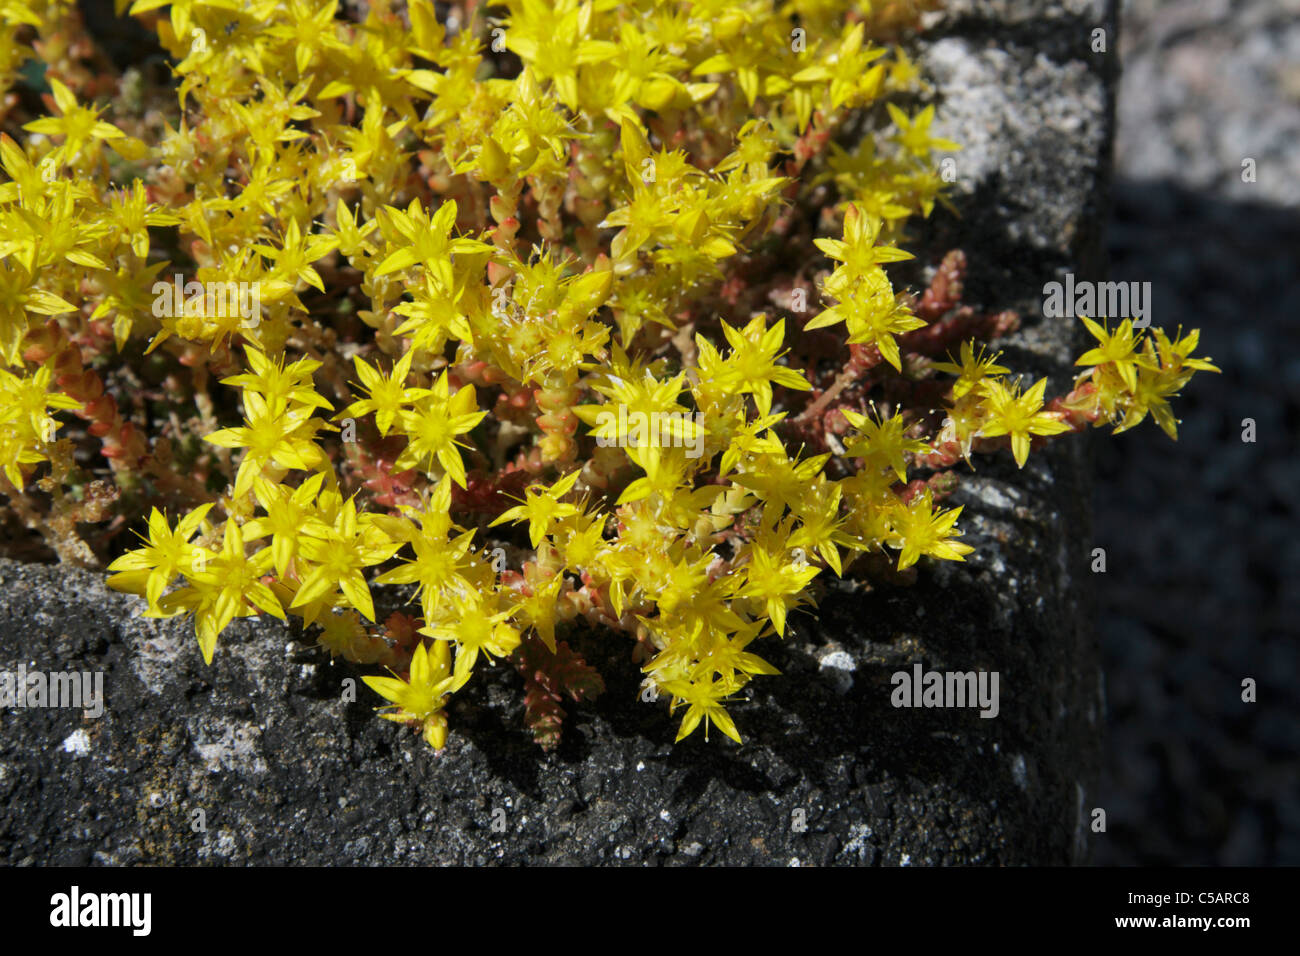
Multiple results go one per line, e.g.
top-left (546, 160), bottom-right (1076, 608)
top-left (1115, 0), bottom-right (1300, 207)
top-left (1095, 0), bottom-right (1300, 865)
top-left (0, 0), bottom-right (1110, 864)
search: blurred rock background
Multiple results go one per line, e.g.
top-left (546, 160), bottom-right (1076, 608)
top-left (1093, 0), bottom-right (1300, 864)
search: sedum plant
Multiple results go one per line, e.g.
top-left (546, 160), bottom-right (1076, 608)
top-left (0, 0), bottom-right (1216, 750)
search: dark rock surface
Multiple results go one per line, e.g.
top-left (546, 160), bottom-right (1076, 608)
top-left (0, 0), bottom-right (1116, 865)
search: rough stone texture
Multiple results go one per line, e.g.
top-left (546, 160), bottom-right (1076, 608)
top-left (1093, 0), bottom-right (1300, 865)
top-left (1, 0), bottom-right (1114, 865)
top-left (1114, 0), bottom-right (1300, 207)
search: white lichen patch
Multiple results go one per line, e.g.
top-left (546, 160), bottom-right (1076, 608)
top-left (129, 618), bottom-right (187, 696)
top-left (61, 728), bottom-right (91, 756)
top-left (190, 718), bottom-right (268, 775)
top-left (1011, 753), bottom-right (1029, 791)
top-left (818, 650), bottom-right (857, 695)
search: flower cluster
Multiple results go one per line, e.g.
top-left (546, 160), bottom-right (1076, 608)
top-left (0, 0), bottom-right (1216, 749)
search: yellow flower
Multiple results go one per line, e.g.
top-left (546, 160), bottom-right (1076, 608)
top-left (933, 341), bottom-right (1011, 398)
top-left (363, 641), bottom-right (464, 750)
top-left (504, 0), bottom-right (618, 109)
top-left (887, 490), bottom-right (974, 571)
top-left (421, 596), bottom-right (522, 681)
top-left (107, 180), bottom-right (182, 259)
top-left (706, 315), bottom-right (811, 417)
top-left (221, 346), bottom-right (333, 415)
top-left (373, 198), bottom-right (492, 290)
top-left (253, 216), bottom-right (339, 297)
top-left (661, 674), bottom-right (743, 744)
top-left (22, 79), bottom-right (125, 165)
top-left (243, 472), bottom-right (329, 578)
top-left (0, 363), bottom-right (81, 488)
top-left (490, 468), bottom-right (583, 547)
top-left (813, 203), bottom-right (914, 281)
top-left (393, 372), bottom-right (487, 487)
top-left (204, 392), bottom-right (328, 498)
top-left (1075, 316), bottom-right (1142, 392)
top-left (185, 519), bottom-right (285, 664)
top-left (0, 261), bottom-right (78, 365)
top-left (737, 526), bottom-right (821, 637)
top-left (977, 377), bottom-right (1072, 467)
top-left (291, 495), bottom-right (400, 621)
top-left (886, 103), bottom-right (961, 161)
top-left (339, 349), bottom-right (432, 437)
top-left (265, 0), bottom-right (347, 75)
top-left (107, 505), bottom-right (214, 610)
top-left (841, 407), bottom-right (930, 482)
